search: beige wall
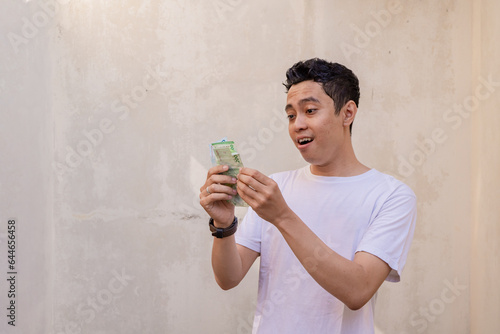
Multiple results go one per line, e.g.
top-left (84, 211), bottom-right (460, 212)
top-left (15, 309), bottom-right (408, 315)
top-left (471, 0), bottom-right (500, 333)
top-left (1, 0), bottom-right (499, 333)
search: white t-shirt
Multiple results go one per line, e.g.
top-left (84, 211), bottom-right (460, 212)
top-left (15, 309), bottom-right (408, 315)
top-left (235, 166), bottom-right (417, 334)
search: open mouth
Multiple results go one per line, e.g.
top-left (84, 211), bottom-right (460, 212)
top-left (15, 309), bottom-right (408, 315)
top-left (297, 137), bottom-right (314, 146)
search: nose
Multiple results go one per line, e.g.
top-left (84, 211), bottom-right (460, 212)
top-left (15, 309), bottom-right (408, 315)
top-left (292, 113), bottom-right (307, 132)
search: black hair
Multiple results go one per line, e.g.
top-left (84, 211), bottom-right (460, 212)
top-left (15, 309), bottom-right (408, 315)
top-left (284, 58), bottom-right (360, 133)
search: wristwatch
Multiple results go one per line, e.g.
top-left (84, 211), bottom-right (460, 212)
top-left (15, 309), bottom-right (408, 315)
top-left (209, 217), bottom-right (238, 238)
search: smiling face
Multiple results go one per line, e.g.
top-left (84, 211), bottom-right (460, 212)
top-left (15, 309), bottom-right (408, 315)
top-left (285, 80), bottom-right (356, 174)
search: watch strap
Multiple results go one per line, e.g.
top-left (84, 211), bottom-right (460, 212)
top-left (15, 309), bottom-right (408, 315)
top-left (209, 217), bottom-right (238, 238)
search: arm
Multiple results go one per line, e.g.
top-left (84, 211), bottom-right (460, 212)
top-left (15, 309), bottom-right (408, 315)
top-left (211, 236), bottom-right (259, 290)
top-left (272, 210), bottom-right (390, 310)
top-left (237, 168), bottom-right (391, 310)
top-left (199, 165), bottom-right (259, 290)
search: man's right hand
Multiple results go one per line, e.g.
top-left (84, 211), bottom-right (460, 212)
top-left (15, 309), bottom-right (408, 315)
top-left (199, 165), bottom-right (237, 227)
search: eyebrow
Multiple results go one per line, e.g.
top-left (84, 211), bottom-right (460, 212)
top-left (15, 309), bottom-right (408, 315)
top-left (285, 96), bottom-right (321, 111)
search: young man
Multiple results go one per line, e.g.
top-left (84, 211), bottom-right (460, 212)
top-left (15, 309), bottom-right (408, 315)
top-left (199, 58), bottom-right (417, 333)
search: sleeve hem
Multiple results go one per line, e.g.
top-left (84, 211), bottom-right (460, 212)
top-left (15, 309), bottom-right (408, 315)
top-left (235, 236), bottom-right (260, 254)
top-left (355, 246), bottom-right (402, 283)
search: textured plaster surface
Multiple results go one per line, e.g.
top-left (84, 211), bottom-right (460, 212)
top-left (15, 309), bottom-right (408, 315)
top-left (0, 0), bottom-right (499, 333)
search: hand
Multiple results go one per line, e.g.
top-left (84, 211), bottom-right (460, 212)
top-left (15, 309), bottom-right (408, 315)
top-left (237, 167), bottom-right (291, 225)
top-left (199, 165), bottom-right (237, 227)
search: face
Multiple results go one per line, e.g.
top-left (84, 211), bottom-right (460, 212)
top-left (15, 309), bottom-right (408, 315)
top-left (285, 80), bottom-right (353, 169)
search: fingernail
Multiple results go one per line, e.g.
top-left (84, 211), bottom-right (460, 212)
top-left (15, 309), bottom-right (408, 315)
top-left (232, 189), bottom-right (237, 194)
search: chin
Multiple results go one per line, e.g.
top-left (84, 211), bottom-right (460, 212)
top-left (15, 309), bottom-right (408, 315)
top-left (299, 153), bottom-right (322, 165)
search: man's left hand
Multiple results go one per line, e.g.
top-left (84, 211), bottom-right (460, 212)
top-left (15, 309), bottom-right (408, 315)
top-left (237, 167), bottom-right (291, 224)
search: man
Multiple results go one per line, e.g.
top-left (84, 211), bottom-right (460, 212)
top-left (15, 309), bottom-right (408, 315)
top-left (199, 58), bottom-right (417, 333)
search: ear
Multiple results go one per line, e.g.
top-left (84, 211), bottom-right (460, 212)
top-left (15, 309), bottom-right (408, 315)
top-left (343, 101), bottom-right (357, 127)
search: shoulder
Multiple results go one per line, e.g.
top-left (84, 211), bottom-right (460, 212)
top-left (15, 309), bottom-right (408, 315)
top-left (370, 170), bottom-right (416, 199)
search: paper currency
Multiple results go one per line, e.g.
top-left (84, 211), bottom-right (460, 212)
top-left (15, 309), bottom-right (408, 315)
top-left (210, 139), bottom-right (248, 207)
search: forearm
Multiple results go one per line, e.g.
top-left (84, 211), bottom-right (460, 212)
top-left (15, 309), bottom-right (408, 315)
top-left (273, 211), bottom-right (379, 310)
top-left (211, 234), bottom-right (245, 290)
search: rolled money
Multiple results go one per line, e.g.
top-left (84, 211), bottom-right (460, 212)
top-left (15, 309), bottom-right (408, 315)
top-left (211, 140), bottom-right (248, 207)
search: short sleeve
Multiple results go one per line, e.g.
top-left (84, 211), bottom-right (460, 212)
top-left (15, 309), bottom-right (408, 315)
top-left (235, 206), bottom-right (262, 254)
top-left (356, 184), bottom-right (417, 282)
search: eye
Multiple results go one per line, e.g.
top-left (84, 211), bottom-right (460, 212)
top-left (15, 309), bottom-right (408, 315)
top-left (306, 109), bottom-right (316, 114)
top-left (287, 114), bottom-right (295, 120)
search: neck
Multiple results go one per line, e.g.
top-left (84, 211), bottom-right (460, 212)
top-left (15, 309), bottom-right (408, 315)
top-left (310, 140), bottom-right (369, 177)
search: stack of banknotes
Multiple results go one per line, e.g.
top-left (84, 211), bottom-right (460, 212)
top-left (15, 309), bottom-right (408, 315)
top-left (210, 139), bottom-right (248, 207)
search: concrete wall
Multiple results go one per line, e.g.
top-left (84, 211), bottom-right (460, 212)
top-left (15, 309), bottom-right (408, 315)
top-left (0, 0), bottom-right (498, 333)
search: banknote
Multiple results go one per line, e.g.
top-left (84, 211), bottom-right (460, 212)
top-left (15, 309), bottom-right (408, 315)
top-left (210, 139), bottom-right (248, 207)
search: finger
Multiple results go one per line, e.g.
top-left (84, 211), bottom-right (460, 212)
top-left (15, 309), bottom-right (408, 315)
top-left (236, 179), bottom-right (259, 204)
top-left (209, 174), bottom-right (237, 185)
top-left (200, 192), bottom-right (234, 206)
top-left (208, 183), bottom-right (238, 196)
top-left (207, 164), bottom-right (230, 178)
top-left (200, 174), bottom-right (236, 193)
top-left (238, 167), bottom-right (270, 186)
top-left (237, 172), bottom-right (264, 193)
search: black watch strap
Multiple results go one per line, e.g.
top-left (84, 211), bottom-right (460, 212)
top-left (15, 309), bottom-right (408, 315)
top-left (209, 217), bottom-right (238, 238)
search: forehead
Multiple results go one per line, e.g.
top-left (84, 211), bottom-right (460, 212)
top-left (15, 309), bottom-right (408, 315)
top-left (286, 80), bottom-right (332, 104)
